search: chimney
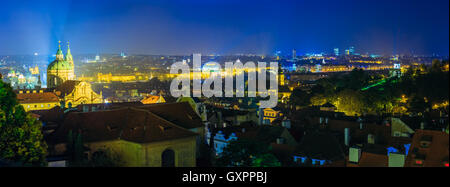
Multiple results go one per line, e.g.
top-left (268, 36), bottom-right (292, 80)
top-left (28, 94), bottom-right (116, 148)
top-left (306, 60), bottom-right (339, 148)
top-left (368, 134), bottom-right (375, 144)
top-left (344, 128), bottom-right (350, 146)
top-left (276, 137), bottom-right (285, 144)
top-left (282, 120), bottom-right (291, 129)
top-left (349, 146), bottom-right (362, 163)
top-left (388, 153), bottom-right (406, 167)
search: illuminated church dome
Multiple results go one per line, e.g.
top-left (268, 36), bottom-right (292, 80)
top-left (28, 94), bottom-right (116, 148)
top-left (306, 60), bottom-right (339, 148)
top-left (48, 42), bottom-right (71, 71)
top-left (47, 41), bottom-right (76, 88)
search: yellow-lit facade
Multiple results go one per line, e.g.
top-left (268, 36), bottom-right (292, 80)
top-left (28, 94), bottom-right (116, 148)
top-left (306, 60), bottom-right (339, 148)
top-left (17, 91), bottom-right (60, 112)
top-left (60, 81), bottom-right (103, 108)
top-left (263, 108), bottom-right (283, 123)
top-left (22, 102), bottom-right (60, 112)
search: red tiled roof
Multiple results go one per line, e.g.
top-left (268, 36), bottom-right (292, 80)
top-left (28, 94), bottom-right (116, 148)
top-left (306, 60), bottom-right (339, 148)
top-left (30, 106), bottom-right (64, 123)
top-left (405, 130), bottom-right (449, 167)
top-left (55, 80), bottom-right (81, 96)
top-left (17, 92), bottom-right (59, 104)
top-left (137, 102), bottom-right (203, 129)
top-left (47, 107), bottom-right (198, 145)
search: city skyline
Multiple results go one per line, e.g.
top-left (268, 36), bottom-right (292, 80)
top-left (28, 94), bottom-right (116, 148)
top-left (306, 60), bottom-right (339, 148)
top-left (0, 0), bottom-right (449, 56)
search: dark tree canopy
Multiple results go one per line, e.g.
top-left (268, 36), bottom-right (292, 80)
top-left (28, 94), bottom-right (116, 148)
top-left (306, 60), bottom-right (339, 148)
top-left (0, 80), bottom-right (47, 166)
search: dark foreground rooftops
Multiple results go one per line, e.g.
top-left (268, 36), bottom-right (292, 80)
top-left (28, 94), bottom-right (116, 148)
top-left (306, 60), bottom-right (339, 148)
top-left (47, 107), bottom-right (198, 145)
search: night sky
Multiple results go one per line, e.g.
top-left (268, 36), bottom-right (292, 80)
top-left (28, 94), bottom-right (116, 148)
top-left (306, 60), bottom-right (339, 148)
top-left (0, 0), bottom-right (448, 56)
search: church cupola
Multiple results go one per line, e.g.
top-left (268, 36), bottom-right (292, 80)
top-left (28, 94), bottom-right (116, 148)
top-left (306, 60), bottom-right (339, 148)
top-left (47, 41), bottom-right (73, 88)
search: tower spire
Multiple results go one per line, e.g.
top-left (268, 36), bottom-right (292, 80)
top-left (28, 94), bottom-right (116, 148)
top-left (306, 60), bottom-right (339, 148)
top-left (56, 41), bottom-right (64, 60)
top-left (65, 41), bottom-right (74, 66)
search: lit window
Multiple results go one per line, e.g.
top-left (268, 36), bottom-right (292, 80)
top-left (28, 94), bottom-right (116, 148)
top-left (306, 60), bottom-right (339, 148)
top-left (415, 160), bottom-right (423, 165)
top-left (445, 163), bottom-right (449, 167)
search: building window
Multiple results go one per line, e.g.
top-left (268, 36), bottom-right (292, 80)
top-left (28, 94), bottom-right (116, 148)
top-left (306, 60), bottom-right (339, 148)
top-left (415, 160), bottom-right (424, 165)
top-left (161, 149), bottom-right (175, 167)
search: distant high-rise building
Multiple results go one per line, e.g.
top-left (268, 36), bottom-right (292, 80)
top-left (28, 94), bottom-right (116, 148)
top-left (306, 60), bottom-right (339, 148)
top-left (334, 48), bottom-right (340, 56)
top-left (345, 49), bottom-right (350, 56)
top-left (95, 54), bottom-right (100, 61)
top-left (292, 49), bottom-right (297, 59)
top-left (349, 46), bottom-right (355, 55)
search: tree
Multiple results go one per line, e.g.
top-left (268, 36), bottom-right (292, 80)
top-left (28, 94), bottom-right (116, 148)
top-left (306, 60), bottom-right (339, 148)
top-left (335, 89), bottom-right (366, 116)
top-left (216, 139), bottom-right (281, 167)
top-left (0, 80), bottom-right (47, 166)
top-left (310, 94), bottom-right (328, 106)
top-left (408, 95), bottom-right (428, 115)
top-left (289, 89), bottom-right (311, 109)
top-left (251, 153), bottom-right (281, 167)
top-left (89, 148), bottom-right (122, 167)
top-left (66, 131), bottom-right (88, 167)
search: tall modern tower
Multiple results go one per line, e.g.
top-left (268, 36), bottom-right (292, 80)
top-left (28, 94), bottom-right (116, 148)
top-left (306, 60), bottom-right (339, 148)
top-left (292, 49), bottom-right (297, 60)
top-left (334, 48), bottom-right (340, 56)
top-left (349, 46), bottom-right (355, 55)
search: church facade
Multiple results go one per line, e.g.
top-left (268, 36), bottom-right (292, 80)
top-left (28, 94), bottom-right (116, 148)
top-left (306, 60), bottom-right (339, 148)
top-left (47, 42), bottom-right (102, 108)
top-left (17, 42), bottom-right (102, 110)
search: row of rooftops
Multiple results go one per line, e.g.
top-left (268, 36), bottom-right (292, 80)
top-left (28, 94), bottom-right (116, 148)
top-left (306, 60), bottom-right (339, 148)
top-left (32, 102), bottom-right (204, 146)
top-left (266, 106), bottom-right (449, 167)
top-left (15, 80), bottom-right (88, 104)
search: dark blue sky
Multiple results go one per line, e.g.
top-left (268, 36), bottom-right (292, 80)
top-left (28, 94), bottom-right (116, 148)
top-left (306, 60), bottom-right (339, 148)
top-left (0, 0), bottom-right (448, 56)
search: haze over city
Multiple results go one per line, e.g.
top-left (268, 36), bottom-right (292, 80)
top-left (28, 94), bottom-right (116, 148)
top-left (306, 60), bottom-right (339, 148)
top-left (0, 0), bottom-right (448, 56)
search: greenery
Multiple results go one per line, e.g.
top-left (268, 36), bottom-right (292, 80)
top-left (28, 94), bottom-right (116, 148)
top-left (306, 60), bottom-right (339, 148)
top-left (66, 131), bottom-right (121, 167)
top-left (216, 139), bottom-right (281, 167)
top-left (290, 60), bottom-right (449, 116)
top-left (0, 80), bottom-right (47, 166)
top-left (88, 148), bottom-right (122, 167)
top-left (289, 88), bottom-right (311, 109)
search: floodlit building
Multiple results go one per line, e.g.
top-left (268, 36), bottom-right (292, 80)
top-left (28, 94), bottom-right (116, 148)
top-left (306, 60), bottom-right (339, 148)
top-left (17, 91), bottom-right (60, 112)
top-left (18, 42), bottom-right (102, 109)
top-left (47, 41), bottom-right (75, 88)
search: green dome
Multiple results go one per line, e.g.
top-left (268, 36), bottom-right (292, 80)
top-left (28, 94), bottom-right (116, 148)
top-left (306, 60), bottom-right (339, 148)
top-left (48, 41), bottom-right (72, 71)
top-left (48, 59), bottom-right (72, 71)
